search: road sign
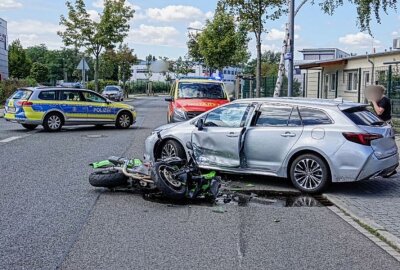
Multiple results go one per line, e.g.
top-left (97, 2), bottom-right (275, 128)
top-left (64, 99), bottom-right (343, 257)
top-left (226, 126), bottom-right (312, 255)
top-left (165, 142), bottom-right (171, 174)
top-left (284, 52), bottom-right (292, 61)
top-left (77, 58), bottom-right (90, 70)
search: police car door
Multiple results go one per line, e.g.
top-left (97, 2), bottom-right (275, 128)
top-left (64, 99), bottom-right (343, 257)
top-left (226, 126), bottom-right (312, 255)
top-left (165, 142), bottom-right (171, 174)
top-left (82, 91), bottom-right (113, 121)
top-left (59, 90), bottom-right (87, 120)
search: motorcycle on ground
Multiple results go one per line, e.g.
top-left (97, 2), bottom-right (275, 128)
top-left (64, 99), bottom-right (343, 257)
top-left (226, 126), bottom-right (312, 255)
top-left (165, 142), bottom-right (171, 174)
top-left (88, 142), bottom-right (221, 201)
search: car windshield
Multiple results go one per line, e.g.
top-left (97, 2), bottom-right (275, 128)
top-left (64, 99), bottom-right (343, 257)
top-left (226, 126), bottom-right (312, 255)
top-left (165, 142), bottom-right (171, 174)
top-left (342, 106), bottom-right (385, 126)
top-left (11, 89), bottom-right (32, 100)
top-left (178, 82), bottom-right (226, 99)
top-left (104, 86), bottom-right (120, 92)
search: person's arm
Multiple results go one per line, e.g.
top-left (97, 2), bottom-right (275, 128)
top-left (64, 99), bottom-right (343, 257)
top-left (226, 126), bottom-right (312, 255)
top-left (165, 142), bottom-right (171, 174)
top-left (371, 100), bottom-right (385, 116)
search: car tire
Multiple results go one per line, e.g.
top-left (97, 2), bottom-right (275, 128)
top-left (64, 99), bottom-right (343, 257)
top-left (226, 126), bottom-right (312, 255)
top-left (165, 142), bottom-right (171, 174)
top-left (21, 124), bottom-right (38, 130)
top-left (159, 140), bottom-right (186, 160)
top-left (43, 113), bottom-right (63, 132)
top-left (289, 154), bottom-right (330, 194)
top-left (116, 112), bottom-right (132, 129)
top-left (89, 169), bottom-right (128, 188)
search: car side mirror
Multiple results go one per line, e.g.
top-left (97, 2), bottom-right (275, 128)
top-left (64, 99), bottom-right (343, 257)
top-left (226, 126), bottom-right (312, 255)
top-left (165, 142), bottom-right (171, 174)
top-left (186, 142), bottom-right (193, 150)
top-left (165, 96), bottom-right (173, 102)
top-left (195, 118), bottom-right (204, 131)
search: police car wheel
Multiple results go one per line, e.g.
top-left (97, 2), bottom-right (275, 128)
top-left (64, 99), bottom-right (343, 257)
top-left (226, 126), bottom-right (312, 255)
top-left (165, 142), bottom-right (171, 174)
top-left (43, 113), bottom-right (63, 132)
top-left (116, 112), bottom-right (132, 129)
top-left (21, 124), bottom-right (38, 130)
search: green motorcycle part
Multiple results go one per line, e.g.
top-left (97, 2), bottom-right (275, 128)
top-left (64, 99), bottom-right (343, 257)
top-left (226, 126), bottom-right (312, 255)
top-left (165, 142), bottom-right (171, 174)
top-left (90, 160), bottom-right (113, 169)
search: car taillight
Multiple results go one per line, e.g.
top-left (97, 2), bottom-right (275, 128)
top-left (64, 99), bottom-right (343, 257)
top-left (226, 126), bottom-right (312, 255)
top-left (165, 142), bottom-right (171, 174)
top-left (342, 132), bottom-right (383, 146)
top-left (16, 101), bottom-right (33, 107)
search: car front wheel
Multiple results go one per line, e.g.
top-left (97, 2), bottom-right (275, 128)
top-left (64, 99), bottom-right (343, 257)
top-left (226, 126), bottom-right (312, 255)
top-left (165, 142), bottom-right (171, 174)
top-left (289, 154), bottom-right (330, 194)
top-left (159, 140), bottom-right (186, 160)
top-left (116, 112), bottom-right (132, 129)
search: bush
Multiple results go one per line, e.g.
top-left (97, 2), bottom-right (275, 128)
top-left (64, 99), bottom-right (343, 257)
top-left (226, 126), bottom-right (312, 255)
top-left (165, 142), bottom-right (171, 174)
top-left (126, 81), bottom-right (171, 94)
top-left (0, 78), bottom-right (38, 105)
top-left (86, 80), bottom-right (119, 92)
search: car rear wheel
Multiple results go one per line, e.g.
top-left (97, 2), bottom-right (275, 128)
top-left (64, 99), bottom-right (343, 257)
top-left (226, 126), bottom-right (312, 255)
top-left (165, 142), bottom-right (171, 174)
top-left (159, 140), bottom-right (186, 160)
top-left (43, 113), bottom-right (63, 132)
top-left (21, 124), bottom-right (38, 130)
top-left (289, 154), bottom-right (330, 194)
top-left (116, 112), bottom-right (132, 129)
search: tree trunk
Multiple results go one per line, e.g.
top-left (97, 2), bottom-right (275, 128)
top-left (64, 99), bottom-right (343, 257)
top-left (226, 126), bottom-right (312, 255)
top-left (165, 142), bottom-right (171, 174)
top-left (256, 35), bottom-right (262, 98)
top-left (274, 23), bottom-right (289, 97)
top-left (94, 53), bottom-right (100, 92)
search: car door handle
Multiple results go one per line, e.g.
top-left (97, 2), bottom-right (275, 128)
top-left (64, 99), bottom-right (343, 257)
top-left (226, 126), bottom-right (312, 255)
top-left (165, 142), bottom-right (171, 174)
top-left (226, 132), bottom-right (239, 138)
top-left (281, 132), bottom-right (296, 137)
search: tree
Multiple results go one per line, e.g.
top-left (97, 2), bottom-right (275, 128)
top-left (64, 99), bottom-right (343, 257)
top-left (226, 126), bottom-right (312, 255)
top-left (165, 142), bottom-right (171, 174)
top-left (99, 49), bottom-right (119, 80)
top-left (25, 44), bottom-right (48, 64)
top-left (224, 0), bottom-right (283, 98)
top-left (8, 39), bottom-right (31, 79)
top-left (30, 62), bottom-right (49, 83)
top-left (173, 56), bottom-right (194, 77)
top-left (116, 44), bottom-right (137, 94)
top-left (244, 50), bottom-right (280, 77)
top-left (188, 8), bottom-right (250, 74)
top-left (58, 0), bottom-right (134, 91)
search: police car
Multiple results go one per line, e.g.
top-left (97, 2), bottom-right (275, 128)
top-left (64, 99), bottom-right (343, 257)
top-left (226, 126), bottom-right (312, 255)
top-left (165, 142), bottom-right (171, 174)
top-left (3, 87), bottom-right (136, 131)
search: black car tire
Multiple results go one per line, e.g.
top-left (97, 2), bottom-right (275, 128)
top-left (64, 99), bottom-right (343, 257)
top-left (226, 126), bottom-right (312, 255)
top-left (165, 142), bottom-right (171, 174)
top-left (159, 140), bottom-right (186, 160)
top-left (89, 169), bottom-right (128, 188)
top-left (289, 154), bottom-right (330, 194)
top-left (116, 112), bottom-right (132, 129)
top-left (43, 113), bottom-right (63, 132)
top-left (22, 124), bottom-right (38, 130)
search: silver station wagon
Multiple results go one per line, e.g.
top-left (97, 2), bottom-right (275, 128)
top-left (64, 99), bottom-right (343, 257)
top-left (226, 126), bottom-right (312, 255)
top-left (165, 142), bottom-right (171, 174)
top-left (144, 98), bottom-right (399, 193)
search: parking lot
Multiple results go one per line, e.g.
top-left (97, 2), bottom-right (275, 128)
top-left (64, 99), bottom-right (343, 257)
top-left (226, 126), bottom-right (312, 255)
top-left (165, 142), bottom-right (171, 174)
top-left (1, 97), bottom-right (400, 270)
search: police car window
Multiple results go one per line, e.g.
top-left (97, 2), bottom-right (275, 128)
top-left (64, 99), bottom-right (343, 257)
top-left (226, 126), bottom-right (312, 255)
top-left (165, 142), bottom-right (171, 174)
top-left (82, 92), bottom-right (106, 103)
top-left (204, 103), bottom-right (248, 128)
top-left (60, 91), bottom-right (82, 101)
top-left (256, 106), bottom-right (292, 127)
top-left (299, 108), bottom-right (332, 125)
top-left (39, 91), bottom-right (56, 100)
top-left (11, 90), bottom-right (32, 100)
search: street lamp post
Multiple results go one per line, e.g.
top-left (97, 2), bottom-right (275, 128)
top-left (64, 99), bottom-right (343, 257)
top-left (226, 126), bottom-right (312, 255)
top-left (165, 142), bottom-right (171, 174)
top-left (288, 0), bottom-right (295, 97)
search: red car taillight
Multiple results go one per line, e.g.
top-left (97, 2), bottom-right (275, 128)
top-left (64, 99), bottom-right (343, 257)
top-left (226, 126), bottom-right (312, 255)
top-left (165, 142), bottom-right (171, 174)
top-left (16, 101), bottom-right (33, 107)
top-left (342, 132), bottom-right (383, 146)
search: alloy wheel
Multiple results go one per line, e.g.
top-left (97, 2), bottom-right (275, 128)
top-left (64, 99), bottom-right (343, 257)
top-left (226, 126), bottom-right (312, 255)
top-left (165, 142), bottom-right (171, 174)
top-left (48, 115), bottom-right (61, 130)
top-left (293, 158), bottom-right (323, 190)
top-left (161, 143), bottom-right (176, 159)
top-left (119, 114), bottom-right (131, 128)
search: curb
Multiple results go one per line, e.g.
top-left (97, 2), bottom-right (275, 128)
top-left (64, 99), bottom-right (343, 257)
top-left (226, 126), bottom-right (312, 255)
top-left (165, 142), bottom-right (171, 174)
top-left (324, 194), bottom-right (400, 253)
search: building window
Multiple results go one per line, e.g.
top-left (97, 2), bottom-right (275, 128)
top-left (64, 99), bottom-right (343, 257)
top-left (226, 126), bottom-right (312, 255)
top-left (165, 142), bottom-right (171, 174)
top-left (346, 71), bottom-right (358, 91)
top-left (330, 73), bottom-right (336, 91)
top-left (324, 74), bottom-right (329, 92)
top-left (363, 71), bottom-right (370, 86)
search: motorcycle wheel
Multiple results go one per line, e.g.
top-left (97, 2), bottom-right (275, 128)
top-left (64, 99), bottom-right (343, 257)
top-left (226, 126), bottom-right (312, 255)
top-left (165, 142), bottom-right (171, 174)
top-left (89, 169), bottom-right (128, 188)
top-left (152, 162), bottom-right (187, 199)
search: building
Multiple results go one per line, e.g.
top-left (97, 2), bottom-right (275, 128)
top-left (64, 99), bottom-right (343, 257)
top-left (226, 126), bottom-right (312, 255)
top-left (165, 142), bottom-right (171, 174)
top-left (299, 49), bottom-right (400, 104)
top-left (0, 18), bottom-right (8, 80)
top-left (295, 48), bottom-right (350, 88)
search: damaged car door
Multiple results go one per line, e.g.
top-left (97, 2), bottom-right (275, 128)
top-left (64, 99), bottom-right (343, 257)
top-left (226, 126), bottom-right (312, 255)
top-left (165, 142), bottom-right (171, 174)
top-left (244, 104), bottom-right (303, 172)
top-left (191, 103), bottom-right (251, 168)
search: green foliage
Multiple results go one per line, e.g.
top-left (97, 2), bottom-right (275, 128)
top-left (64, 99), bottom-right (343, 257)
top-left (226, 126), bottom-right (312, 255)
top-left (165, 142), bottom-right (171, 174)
top-left (58, 0), bottom-right (135, 91)
top-left (0, 78), bottom-right (37, 104)
top-left (116, 44), bottom-right (138, 90)
top-left (8, 40), bottom-right (31, 79)
top-left (30, 62), bottom-right (49, 83)
top-left (86, 79), bottom-right (119, 92)
top-left (25, 44), bottom-right (48, 64)
top-left (99, 49), bottom-right (119, 80)
top-left (245, 50), bottom-right (281, 76)
top-left (171, 57), bottom-right (195, 76)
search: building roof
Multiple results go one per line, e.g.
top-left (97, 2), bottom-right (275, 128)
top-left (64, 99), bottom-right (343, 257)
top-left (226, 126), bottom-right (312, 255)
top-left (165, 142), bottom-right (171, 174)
top-left (298, 50), bottom-right (400, 69)
top-left (298, 48), bottom-right (349, 55)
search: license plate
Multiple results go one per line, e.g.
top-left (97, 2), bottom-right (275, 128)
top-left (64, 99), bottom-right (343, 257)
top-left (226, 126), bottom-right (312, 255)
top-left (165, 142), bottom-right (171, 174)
top-left (7, 107), bottom-right (16, 113)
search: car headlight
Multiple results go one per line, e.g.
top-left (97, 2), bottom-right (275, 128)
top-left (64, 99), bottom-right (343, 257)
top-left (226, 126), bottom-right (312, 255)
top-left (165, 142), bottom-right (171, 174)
top-left (173, 108), bottom-right (187, 120)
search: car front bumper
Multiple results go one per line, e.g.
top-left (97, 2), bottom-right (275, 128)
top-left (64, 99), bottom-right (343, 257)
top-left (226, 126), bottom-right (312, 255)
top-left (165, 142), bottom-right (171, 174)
top-left (144, 132), bottom-right (160, 162)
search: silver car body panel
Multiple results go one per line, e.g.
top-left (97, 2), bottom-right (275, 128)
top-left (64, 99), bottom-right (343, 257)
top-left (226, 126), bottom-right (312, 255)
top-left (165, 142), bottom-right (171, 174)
top-left (144, 97), bottom-right (399, 183)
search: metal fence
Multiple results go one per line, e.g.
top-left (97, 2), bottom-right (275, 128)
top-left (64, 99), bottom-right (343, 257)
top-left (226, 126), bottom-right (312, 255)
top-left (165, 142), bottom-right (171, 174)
top-left (239, 76), bottom-right (303, 98)
top-left (126, 80), bottom-right (171, 95)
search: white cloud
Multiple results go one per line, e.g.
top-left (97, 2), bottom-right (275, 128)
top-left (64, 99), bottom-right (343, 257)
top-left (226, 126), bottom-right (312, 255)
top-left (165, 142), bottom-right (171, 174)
top-left (0, 0), bottom-right (22, 9)
top-left (266, 28), bottom-right (299, 41)
top-left (188, 21), bottom-right (204, 30)
top-left (128, 24), bottom-right (181, 47)
top-left (146, 5), bottom-right (208, 22)
top-left (393, 31), bottom-right (399, 36)
top-left (261, 44), bottom-right (280, 52)
top-left (8, 20), bottom-right (63, 49)
top-left (339, 32), bottom-right (381, 48)
top-left (87, 10), bottom-right (100, 22)
top-left (93, 0), bottom-right (140, 10)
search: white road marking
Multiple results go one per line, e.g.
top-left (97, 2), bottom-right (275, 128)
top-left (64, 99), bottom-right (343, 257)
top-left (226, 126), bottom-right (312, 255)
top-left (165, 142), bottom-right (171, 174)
top-left (0, 136), bottom-right (22, 143)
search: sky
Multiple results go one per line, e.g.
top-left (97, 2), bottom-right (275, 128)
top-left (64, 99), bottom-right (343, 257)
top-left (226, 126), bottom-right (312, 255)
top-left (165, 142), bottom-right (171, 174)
top-left (1, 0), bottom-right (400, 60)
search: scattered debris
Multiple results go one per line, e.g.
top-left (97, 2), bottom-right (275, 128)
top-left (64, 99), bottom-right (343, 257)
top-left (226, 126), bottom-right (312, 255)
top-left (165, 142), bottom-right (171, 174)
top-left (274, 219), bottom-right (280, 223)
top-left (212, 206), bottom-right (225, 213)
top-left (245, 184), bottom-right (255, 187)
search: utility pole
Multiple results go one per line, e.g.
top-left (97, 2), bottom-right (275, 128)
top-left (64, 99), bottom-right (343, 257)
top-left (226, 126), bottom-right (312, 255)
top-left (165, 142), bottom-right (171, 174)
top-left (287, 0), bottom-right (295, 97)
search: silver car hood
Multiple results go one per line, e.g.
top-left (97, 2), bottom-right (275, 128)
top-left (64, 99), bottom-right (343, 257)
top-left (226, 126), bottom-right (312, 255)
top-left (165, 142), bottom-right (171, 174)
top-left (155, 122), bottom-right (184, 132)
top-left (103, 91), bottom-right (120, 95)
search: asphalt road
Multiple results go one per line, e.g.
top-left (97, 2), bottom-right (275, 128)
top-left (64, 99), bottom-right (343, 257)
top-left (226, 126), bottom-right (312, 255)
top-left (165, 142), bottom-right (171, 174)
top-left (1, 97), bottom-right (399, 270)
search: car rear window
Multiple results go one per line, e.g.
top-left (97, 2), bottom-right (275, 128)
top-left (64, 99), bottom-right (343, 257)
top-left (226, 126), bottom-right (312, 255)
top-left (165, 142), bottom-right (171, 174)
top-left (178, 82), bottom-right (226, 99)
top-left (38, 91), bottom-right (56, 100)
top-left (342, 107), bottom-right (384, 126)
top-left (11, 89), bottom-right (32, 100)
top-left (299, 108), bottom-right (332, 125)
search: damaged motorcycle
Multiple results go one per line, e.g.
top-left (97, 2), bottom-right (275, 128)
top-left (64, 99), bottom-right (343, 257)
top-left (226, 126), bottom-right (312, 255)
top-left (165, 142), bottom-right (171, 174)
top-left (88, 142), bottom-right (221, 201)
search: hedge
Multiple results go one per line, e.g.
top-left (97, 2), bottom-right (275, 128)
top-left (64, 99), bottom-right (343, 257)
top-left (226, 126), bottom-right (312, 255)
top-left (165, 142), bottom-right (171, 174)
top-left (126, 81), bottom-right (171, 94)
top-left (86, 80), bottom-right (119, 92)
top-left (0, 78), bottom-right (37, 105)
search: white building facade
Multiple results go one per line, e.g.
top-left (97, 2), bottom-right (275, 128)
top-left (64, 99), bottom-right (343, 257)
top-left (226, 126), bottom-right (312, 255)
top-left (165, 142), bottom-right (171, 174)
top-left (0, 18), bottom-right (8, 80)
